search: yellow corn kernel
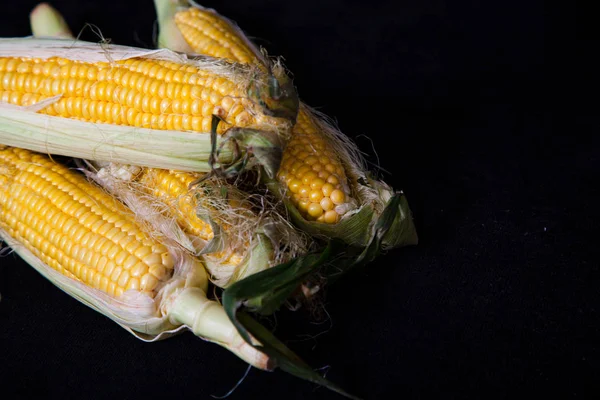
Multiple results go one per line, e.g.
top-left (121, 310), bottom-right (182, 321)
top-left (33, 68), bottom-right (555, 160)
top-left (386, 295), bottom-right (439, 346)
top-left (0, 147), bottom-right (175, 298)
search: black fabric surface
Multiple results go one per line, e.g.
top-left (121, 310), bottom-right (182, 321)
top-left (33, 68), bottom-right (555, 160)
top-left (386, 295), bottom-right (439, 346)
top-left (0, 1), bottom-right (596, 399)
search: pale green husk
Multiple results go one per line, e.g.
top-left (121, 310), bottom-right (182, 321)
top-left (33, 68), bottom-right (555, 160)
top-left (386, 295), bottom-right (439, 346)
top-left (203, 233), bottom-right (274, 288)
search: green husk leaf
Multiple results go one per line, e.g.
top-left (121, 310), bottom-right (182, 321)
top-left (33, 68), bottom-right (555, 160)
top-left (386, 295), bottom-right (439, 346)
top-left (222, 243), bottom-right (362, 399)
top-left (236, 312), bottom-right (362, 400)
top-left (224, 240), bottom-right (339, 315)
top-left (219, 195), bottom-right (412, 397)
top-left (323, 193), bottom-right (413, 282)
top-left (224, 233), bottom-right (275, 287)
top-left (381, 191), bottom-right (419, 249)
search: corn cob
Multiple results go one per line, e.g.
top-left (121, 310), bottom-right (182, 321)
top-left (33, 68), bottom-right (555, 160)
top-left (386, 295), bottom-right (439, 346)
top-left (154, 0), bottom-right (417, 249)
top-left (0, 145), bottom-right (271, 369)
top-left (0, 36), bottom-right (296, 176)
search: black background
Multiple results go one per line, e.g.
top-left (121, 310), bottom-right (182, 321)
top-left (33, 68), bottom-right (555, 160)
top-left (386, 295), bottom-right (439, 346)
top-left (0, 1), bottom-right (597, 399)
